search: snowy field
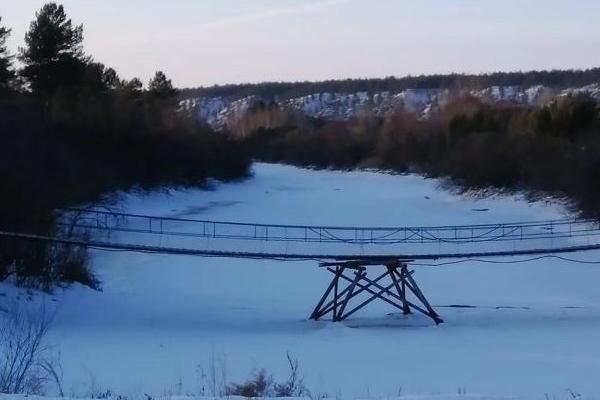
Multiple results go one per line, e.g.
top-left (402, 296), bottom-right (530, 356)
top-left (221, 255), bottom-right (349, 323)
top-left (2, 163), bottom-right (600, 399)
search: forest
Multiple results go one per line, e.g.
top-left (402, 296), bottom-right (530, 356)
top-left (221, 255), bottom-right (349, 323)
top-left (240, 93), bottom-right (600, 217)
top-left (0, 4), bottom-right (250, 289)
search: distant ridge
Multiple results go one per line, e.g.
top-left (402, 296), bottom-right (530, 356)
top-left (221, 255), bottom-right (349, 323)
top-left (180, 67), bottom-right (600, 100)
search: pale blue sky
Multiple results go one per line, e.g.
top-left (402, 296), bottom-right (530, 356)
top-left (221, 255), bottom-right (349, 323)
top-left (2, 0), bottom-right (600, 87)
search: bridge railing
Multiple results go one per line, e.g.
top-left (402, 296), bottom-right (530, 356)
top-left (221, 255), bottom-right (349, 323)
top-left (58, 208), bottom-right (600, 244)
top-left (0, 207), bottom-right (599, 260)
top-left (53, 207), bottom-right (600, 253)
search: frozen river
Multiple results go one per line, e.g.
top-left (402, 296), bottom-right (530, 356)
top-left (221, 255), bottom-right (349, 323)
top-left (3, 163), bottom-right (600, 399)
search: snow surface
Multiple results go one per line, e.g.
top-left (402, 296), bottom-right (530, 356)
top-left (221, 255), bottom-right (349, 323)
top-left (2, 163), bottom-right (600, 399)
top-left (0, 396), bottom-right (521, 400)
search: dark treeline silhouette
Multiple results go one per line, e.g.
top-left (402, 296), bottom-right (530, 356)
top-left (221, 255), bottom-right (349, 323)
top-left (0, 4), bottom-right (250, 289)
top-left (242, 94), bottom-right (600, 216)
top-left (180, 68), bottom-right (600, 100)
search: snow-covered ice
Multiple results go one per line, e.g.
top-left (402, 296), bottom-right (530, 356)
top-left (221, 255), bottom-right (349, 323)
top-left (2, 163), bottom-right (600, 399)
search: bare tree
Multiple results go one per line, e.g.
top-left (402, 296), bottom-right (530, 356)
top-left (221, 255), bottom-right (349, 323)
top-left (0, 300), bottom-right (60, 395)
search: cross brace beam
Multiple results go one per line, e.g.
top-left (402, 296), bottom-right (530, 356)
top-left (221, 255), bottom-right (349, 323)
top-left (310, 261), bottom-right (443, 324)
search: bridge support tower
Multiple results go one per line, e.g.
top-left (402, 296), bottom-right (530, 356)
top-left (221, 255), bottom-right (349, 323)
top-left (310, 259), bottom-right (443, 324)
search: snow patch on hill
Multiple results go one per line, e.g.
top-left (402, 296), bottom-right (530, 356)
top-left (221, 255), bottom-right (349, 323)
top-left (181, 84), bottom-right (600, 130)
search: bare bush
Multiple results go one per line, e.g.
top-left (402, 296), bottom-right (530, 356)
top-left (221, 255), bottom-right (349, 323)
top-left (274, 352), bottom-right (307, 398)
top-left (0, 300), bottom-right (60, 395)
top-left (197, 351), bottom-right (228, 398)
top-left (224, 353), bottom-right (308, 399)
top-left (226, 368), bottom-right (273, 398)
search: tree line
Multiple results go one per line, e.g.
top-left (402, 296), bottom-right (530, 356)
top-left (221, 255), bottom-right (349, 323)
top-left (0, 4), bottom-right (250, 289)
top-left (241, 93), bottom-right (600, 217)
top-left (180, 68), bottom-right (600, 100)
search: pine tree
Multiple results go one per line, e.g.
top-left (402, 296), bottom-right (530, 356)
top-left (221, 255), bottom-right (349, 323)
top-left (0, 16), bottom-right (15, 95)
top-left (122, 77), bottom-right (143, 94)
top-left (148, 71), bottom-right (177, 100)
top-left (18, 3), bottom-right (87, 96)
top-left (145, 71), bottom-right (178, 130)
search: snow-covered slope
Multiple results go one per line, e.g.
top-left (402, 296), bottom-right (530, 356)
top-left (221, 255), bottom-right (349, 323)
top-left (2, 164), bottom-right (600, 399)
top-left (183, 84), bottom-right (600, 130)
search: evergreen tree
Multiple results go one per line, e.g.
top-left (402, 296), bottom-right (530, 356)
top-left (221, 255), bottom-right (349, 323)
top-left (81, 62), bottom-right (121, 94)
top-left (145, 71), bottom-right (178, 130)
top-left (0, 16), bottom-right (15, 95)
top-left (18, 3), bottom-right (87, 96)
top-left (148, 71), bottom-right (177, 100)
top-left (122, 77), bottom-right (143, 94)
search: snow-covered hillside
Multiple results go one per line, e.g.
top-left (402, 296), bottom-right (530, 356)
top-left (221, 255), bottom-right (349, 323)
top-left (180, 84), bottom-right (600, 129)
top-left (2, 164), bottom-right (600, 400)
top-left (180, 84), bottom-right (600, 130)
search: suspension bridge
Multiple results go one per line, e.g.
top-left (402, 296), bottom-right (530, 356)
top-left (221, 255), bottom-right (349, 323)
top-left (2, 207), bottom-right (600, 324)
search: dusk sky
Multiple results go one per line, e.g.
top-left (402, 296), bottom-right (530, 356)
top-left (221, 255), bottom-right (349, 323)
top-left (3, 0), bottom-right (600, 88)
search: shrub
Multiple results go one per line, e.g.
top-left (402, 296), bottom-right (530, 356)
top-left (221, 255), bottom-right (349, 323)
top-left (273, 353), bottom-right (308, 398)
top-left (0, 301), bottom-right (61, 395)
top-left (226, 369), bottom-right (273, 398)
